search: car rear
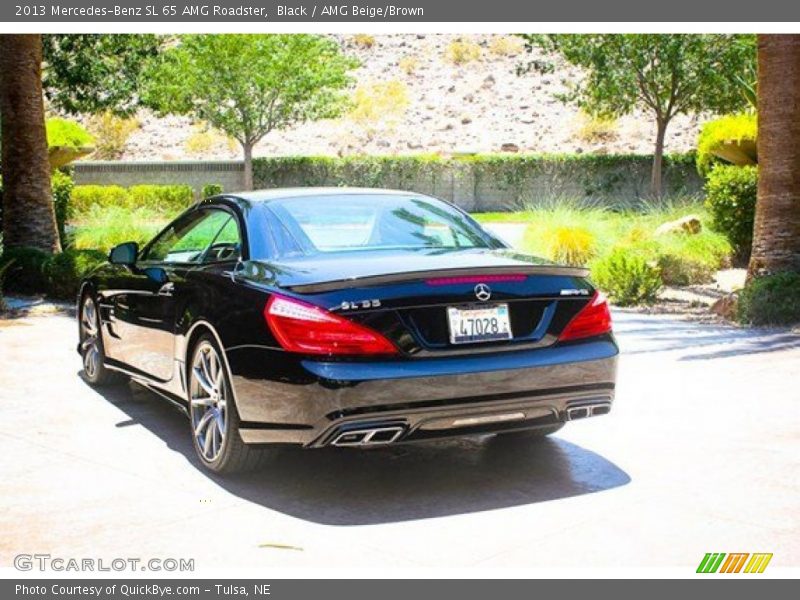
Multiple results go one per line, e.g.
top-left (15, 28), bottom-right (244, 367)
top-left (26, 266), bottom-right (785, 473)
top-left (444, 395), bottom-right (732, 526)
top-left (225, 191), bottom-right (618, 447)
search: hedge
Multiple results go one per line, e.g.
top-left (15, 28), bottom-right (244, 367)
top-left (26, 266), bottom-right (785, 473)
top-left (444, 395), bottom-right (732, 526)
top-left (252, 152), bottom-right (700, 206)
top-left (704, 164), bottom-right (758, 263)
top-left (0, 247), bottom-right (107, 298)
top-left (71, 184), bottom-right (195, 217)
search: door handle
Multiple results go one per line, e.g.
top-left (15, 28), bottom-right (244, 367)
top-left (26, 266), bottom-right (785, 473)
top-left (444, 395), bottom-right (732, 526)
top-left (157, 282), bottom-right (175, 297)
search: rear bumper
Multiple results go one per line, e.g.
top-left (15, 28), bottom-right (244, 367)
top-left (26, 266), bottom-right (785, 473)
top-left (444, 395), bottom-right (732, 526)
top-left (226, 336), bottom-right (619, 447)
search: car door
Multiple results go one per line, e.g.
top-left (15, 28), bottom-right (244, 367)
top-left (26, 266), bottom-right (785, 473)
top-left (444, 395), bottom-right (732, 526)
top-left (116, 208), bottom-right (236, 381)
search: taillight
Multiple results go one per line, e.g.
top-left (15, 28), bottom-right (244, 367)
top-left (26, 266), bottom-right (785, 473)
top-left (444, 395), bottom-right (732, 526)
top-left (264, 294), bottom-right (398, 356)
top-left (558, 291), bottom-right (612, 342)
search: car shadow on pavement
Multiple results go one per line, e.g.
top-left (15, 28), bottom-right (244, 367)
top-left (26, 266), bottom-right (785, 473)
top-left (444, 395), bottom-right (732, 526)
top-left (93, 378), bottom-right (631, 526)
top-left (614, 315), bottom-right (800, 359)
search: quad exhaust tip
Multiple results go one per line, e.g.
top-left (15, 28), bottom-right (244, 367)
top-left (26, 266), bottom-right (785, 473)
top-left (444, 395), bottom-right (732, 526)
top-left (566, 402), bottom-right (612, 421)
top-left (331, 426), bottom-right (405, 447)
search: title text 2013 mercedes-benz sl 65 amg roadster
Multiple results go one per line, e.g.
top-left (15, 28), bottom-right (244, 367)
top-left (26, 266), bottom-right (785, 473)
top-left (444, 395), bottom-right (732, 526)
top-left (77, 188), bottom-right (618, 473)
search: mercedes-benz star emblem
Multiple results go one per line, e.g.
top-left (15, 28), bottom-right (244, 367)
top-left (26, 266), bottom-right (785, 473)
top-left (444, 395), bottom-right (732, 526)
top-left (474, 283), bottom-right (492, 301)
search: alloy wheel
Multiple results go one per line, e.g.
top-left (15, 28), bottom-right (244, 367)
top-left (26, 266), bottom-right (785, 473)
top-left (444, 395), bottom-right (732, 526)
top-left (190, 341), bottom-right (228, 462)
top-left (80, 297), bottom-right (101, 379)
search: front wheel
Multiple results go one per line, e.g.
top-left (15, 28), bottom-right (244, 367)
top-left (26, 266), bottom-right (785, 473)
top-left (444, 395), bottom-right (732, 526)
top-left (79, 294), bottom-right (124, 386)
top-left (188, 334), bottom-right (266, 474)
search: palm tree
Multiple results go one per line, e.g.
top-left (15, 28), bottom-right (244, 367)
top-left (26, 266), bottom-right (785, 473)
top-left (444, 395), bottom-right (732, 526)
top-left (748, 35), bottom-right (800, 279)
top-left (0, 34), bottom-right (61, 253)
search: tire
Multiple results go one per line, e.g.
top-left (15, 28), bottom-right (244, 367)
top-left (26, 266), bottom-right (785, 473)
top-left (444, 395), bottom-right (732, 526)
top-left (494, 423), bottom-right (564, 441)
top-left (187, 333), bottom-right (266, 474)
top-left (79, 294), bottom-right (125, 386)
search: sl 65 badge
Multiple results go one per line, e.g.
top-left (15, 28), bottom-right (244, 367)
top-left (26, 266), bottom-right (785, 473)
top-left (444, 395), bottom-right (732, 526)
top-left (340, 299), bottom-right (381, 310)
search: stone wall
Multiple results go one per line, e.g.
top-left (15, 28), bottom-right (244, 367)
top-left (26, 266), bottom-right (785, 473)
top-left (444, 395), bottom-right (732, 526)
top-left (74, 154), bottom-right (703, 210)
top-left (73, 161), bottom-right (245, 197)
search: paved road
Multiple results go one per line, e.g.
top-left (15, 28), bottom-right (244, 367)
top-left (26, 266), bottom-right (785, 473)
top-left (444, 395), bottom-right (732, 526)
top-left (1, 310), bottom-right (799, 572)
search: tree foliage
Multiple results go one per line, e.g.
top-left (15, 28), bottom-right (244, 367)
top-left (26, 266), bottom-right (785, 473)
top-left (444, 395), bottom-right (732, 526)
top-left (521, 34), bottom-right (755, 196)
top-left (42, 34), bottom-right (162, 116)
top-left (142, 34), bottom-right (358, 189)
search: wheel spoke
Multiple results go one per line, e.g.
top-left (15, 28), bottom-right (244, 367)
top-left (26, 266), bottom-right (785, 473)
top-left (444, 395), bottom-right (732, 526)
top-left (201, 350), bottom-right (211, 380)
top-left (82, 318), bottom-right (96, 335)
top-left (210, 352), bottom-right (220, 382)
top-left (190, 396), bottom-right (214, 408)
top-left (194, 410), bottom-right (214, 436)
top-left (203, 420), bottom-right (214, 457)
top-left (211, 422), bottom-right (220, 457)
top-left (215, 411), bottom-right (225, 434)
top-left (192, 366), bottom-right (215, 397)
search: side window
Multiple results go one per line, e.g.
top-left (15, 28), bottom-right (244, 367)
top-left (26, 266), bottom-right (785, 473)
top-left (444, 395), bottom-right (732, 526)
top-left (202, 215), bottom-right (242, 263)
top-left (144, 210), bottom-right (233, 264)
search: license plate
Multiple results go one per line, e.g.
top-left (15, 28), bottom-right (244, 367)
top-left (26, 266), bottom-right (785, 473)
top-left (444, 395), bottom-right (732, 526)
top-left (447, 304), bottom-right (512, 344)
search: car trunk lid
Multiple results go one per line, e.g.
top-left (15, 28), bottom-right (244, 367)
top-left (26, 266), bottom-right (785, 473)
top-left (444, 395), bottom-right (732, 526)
top-left (241, 248), bottom-right (595, 355)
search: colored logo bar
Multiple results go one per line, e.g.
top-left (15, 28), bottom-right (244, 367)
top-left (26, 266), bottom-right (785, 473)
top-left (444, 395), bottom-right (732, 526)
top-left (697, 553), bottom-right (773, 573)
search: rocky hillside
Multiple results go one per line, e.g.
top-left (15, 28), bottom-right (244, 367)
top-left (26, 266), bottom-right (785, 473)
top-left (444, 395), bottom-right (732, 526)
top-left (118, 34), bottom-right (704, 161)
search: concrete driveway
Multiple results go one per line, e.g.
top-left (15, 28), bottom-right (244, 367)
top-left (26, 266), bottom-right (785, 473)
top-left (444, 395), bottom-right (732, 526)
top-left (1, 309), bottom-right (799, 572)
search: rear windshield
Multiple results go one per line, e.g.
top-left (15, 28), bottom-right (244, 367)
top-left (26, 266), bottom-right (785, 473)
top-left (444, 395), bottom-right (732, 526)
top-left (267, 195), bottom-right (494, 255)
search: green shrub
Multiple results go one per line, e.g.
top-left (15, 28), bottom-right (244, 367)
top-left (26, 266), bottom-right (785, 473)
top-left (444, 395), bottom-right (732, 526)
top-left (51, 170), bottom-right (75, 246)
top-left (656, 253), bottom-right (715, 286)
top-left (0, 247), bottom-right (51, 294)
top-left (42, 248), bottom-right (107, 299)
top-left (127, 185), bottom-right (194, 213)
top-left (737, 272), bottom-right (800, 326)
top-left (72, 205), bottom-right (167, 253)
top-left (202, 183), bottom-right (223, 198)
top-left (543, 226), bottom-right (596, 266)
top-left (71, 184), bottom-right (194, 218)
top-left (696, 114), bottom-right (757, 175)
top-left (46, 118), bottom-right (95, 149)
top-left (591, 248), bottom-right (663, 306)
top-left (71, 185), bottom-right (128, 215)
top-left (632, 231), bottom-right (732, 286)
top-left (704, 165), bottom-right (757, 262)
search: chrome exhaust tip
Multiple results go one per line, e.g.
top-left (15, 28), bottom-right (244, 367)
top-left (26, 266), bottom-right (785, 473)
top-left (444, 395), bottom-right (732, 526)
top-left (566, 402), bottom-right (612, 421)
top-left (331, 426), bottom-right (404, 447)
top-left (590, 402), bottom-right (611, 416)
top-left (566, 406), bottom-right (591, 420)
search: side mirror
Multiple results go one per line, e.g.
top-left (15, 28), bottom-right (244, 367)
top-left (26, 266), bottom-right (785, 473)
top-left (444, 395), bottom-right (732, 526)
top-left (143, 266), bottom-right (169, 284)
top-left (109, 242), bottom-right (138, 266)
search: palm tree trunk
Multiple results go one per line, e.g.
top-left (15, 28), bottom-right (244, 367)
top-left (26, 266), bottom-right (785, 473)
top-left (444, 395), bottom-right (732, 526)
top-left (0, 34), bottom-right (60, 254)
top-left (748, 35), bottom-right (800, 279)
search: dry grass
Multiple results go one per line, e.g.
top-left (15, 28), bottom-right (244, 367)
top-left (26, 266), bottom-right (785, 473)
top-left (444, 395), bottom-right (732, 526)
top-left (352, 34), bottom-right (376, 49)
top-left (398, 55), bottom-right (420, 75)
top-left (87, 112), bottom-right (139, 160)
top-left (489, 36), bottom-right (525, 57)
top-left (349, 79), bottom-right (410, 126)
top-left (574, 111), bottom-right (619, 143)
top-left (444, 40), bottom-right (482, 65)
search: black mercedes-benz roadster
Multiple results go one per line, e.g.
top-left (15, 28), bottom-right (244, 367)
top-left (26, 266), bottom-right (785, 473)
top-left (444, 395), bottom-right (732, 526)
top-left (77, 188), bottom-right (618, 473)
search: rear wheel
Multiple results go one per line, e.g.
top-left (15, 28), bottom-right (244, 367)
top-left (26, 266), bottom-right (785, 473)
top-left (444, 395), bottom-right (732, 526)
top-left (188, 334), bottom-right (265, 474)
top-left (79, 294), bottom-right (124, 386)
